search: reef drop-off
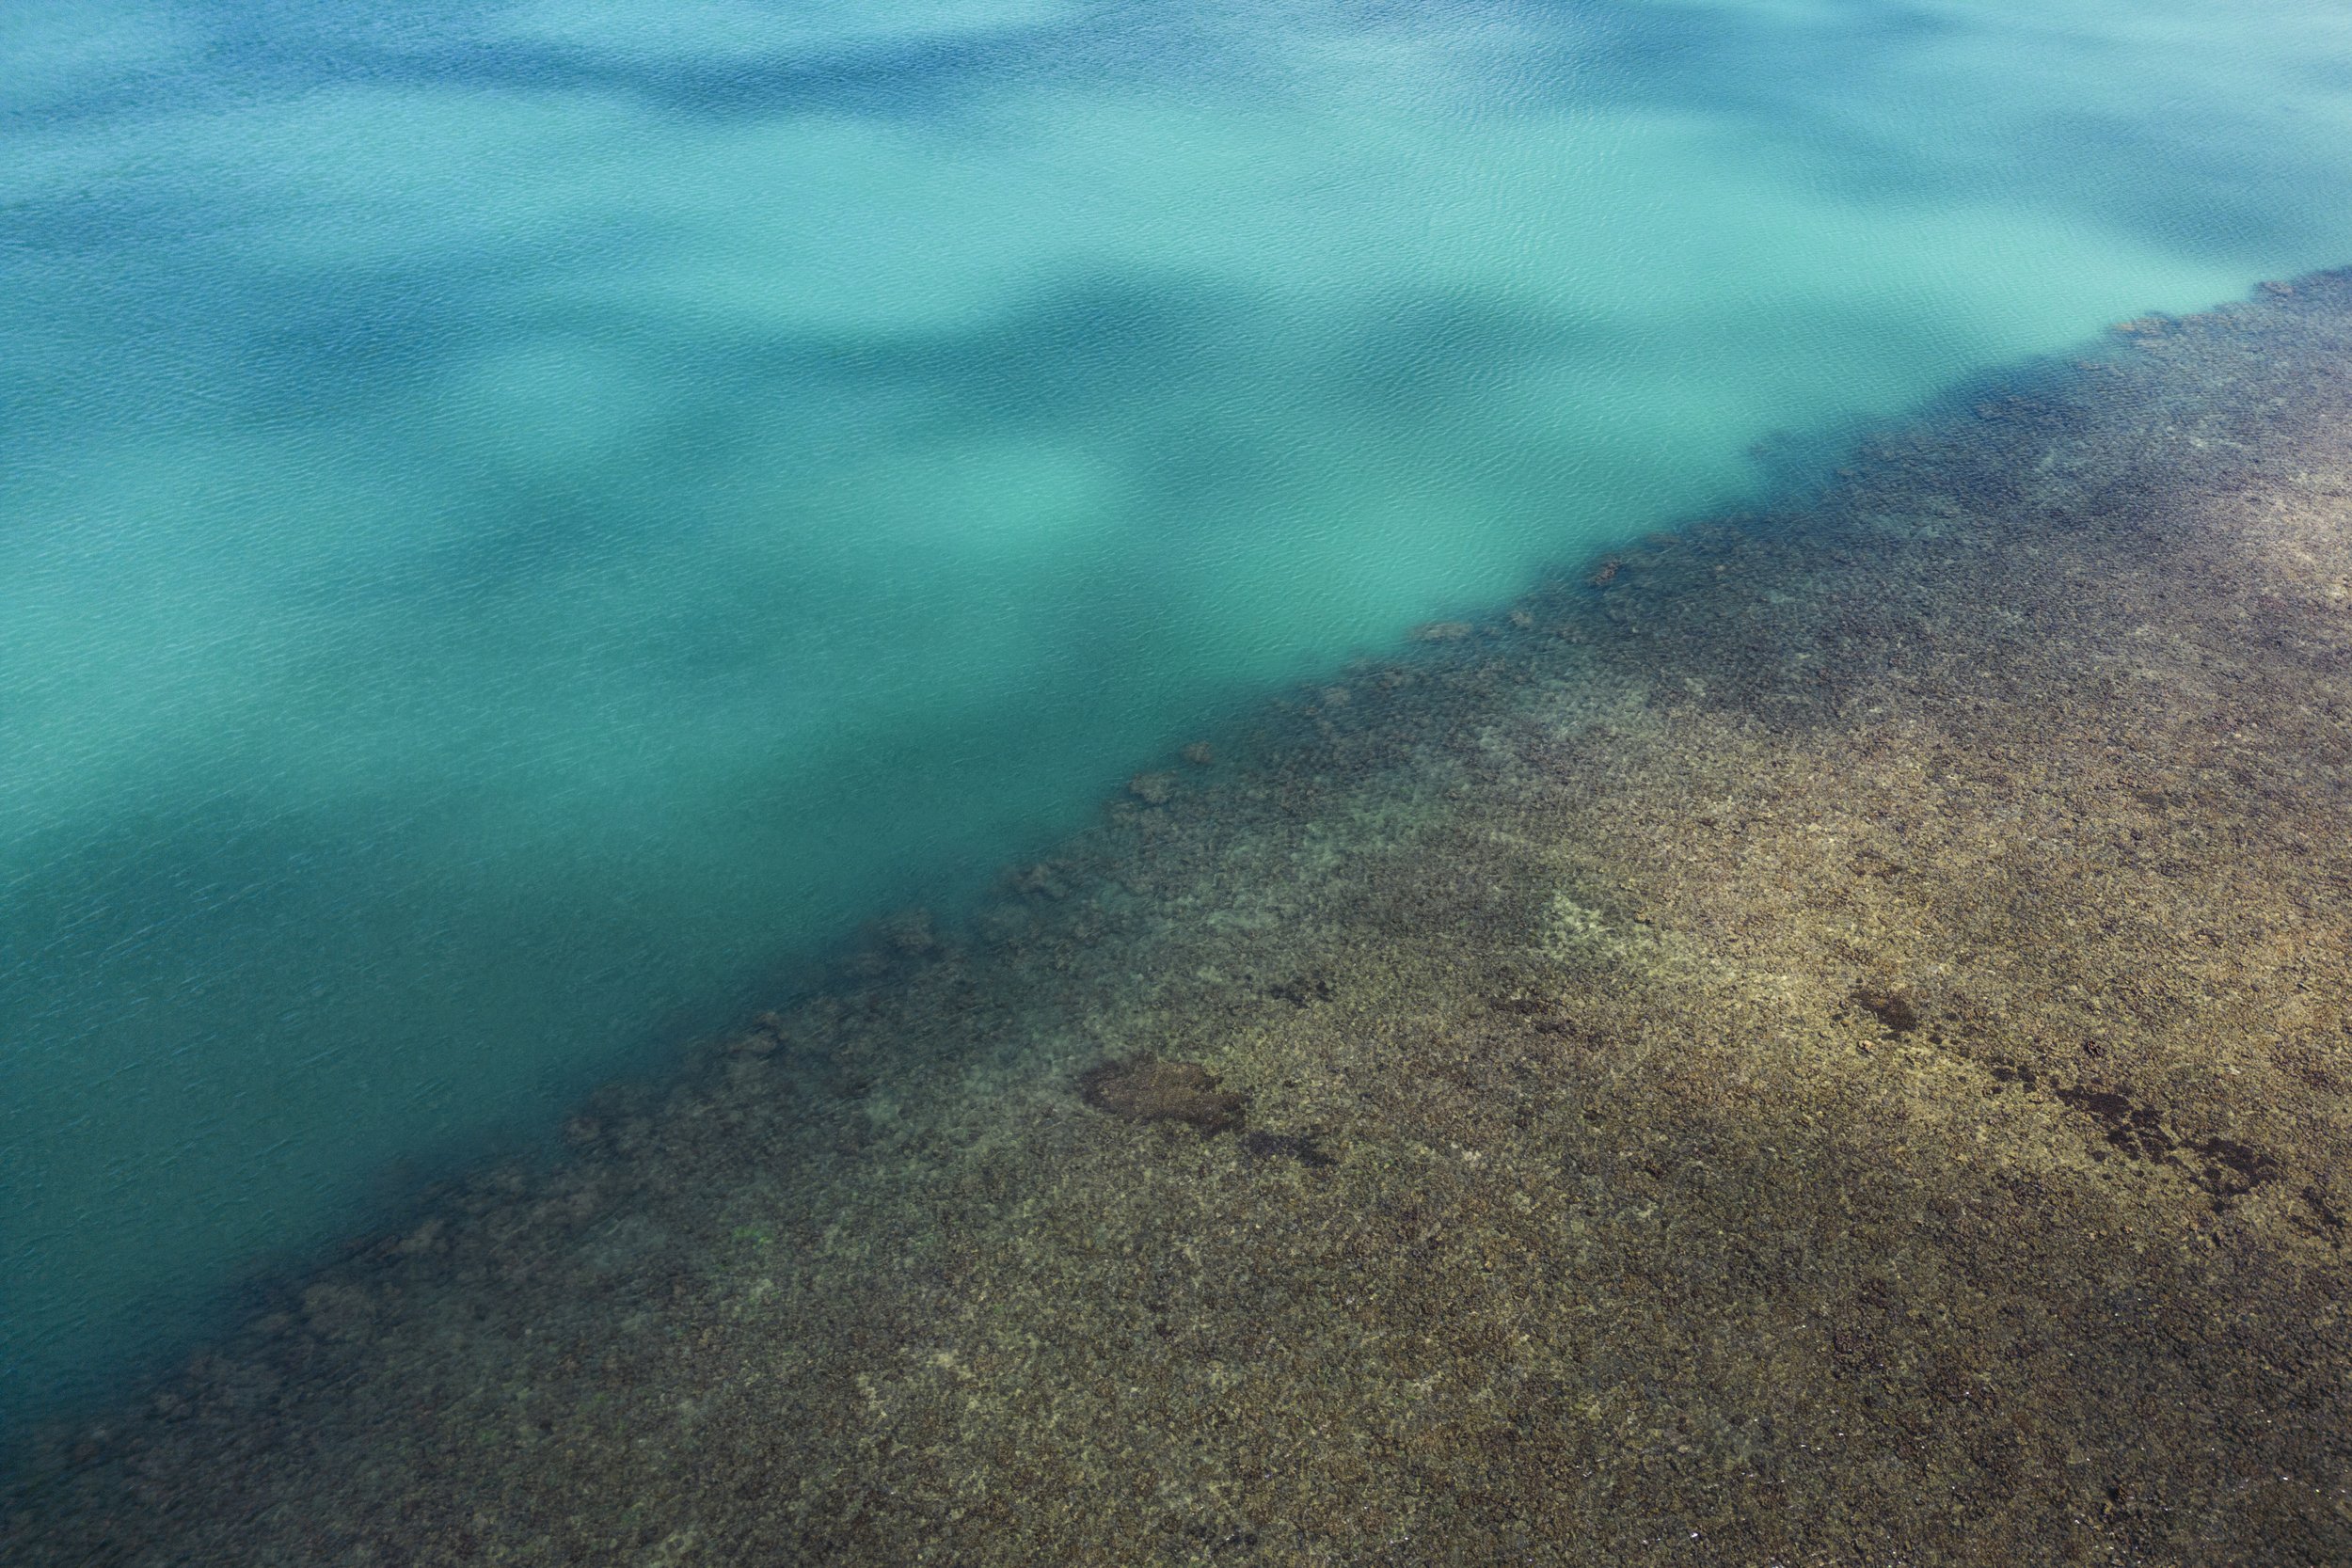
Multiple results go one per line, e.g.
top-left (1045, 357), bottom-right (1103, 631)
top-left (9, 277), bottom-right (2352, 1565)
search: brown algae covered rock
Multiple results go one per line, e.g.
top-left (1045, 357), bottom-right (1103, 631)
top-left (1075, 1054), bottom-right (1246, 1133)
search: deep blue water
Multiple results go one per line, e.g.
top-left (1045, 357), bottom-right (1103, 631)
top-left (8, 0), bottom-right (2352, 1427)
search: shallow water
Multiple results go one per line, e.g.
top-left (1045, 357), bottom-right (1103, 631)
top-left (5, 0), bottom-right (2352, 1426)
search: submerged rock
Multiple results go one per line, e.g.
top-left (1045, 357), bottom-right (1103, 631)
top-left (878, 906), bottom-right (938, 955)
top-left (1076, 1055), bottom-right (1246, 1134)
top-left (299, 1283), bottom-right (375, 1343)
top-left (1011, 861), bottom-right (1071, 898)
top-left (1240, 1129), bottom-right (1336, 1167)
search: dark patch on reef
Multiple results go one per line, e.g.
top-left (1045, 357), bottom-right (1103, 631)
top-left (1851, 983), bottom-right (1921, 1036)
top-left (2054, 1082), bottom-right (2280, 1206)
top-left (2298, 1186), bottom-right (2348, 1243)
top-left (1260, 974), bottom-right (1332, 1008)
top-left (1239, 1129), bottom-right (1336, 1167)
top-left (1076, 1055), bottom-right (1246, 1134)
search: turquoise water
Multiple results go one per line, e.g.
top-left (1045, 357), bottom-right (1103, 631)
top-left (6, 0), bottom-right (2352, 1426)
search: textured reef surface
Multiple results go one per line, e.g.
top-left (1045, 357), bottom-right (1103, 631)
top-left (9, 277), bottom-right (2352, 1564)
